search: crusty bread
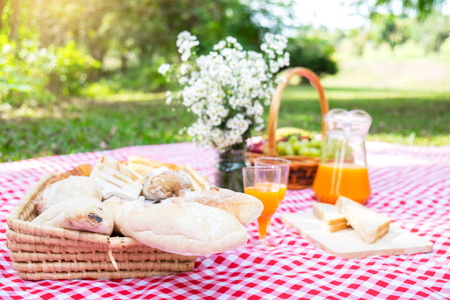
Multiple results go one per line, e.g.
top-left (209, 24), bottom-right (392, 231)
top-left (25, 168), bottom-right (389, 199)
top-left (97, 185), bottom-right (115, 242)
top-left (37, 176), bottom-right (102, 214)
top-left (32, 196), bottom-right (114, 235)
top-left (116, 199), bottom-right (248, 256)
top-left (90, 156), bottom-right (143, 200)
top-left (103, 196), bottom-right (128, 234)
top-left (47, 164), bottom-right (93, 185)
top-left (128, 155), bottom-right (181, 176)
top-left (180, 165), bottom-right (210, 191)
top-left (336, 196), bottom-right (391, 244)
top-left (173, 188), bottom-right (264, 226)
top-left (142, 167), bottom-right (193, 200)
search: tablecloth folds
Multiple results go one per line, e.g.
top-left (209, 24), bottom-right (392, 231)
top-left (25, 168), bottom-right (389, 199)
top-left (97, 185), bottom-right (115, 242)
top-left (1, 142), bottom-right (449, 299)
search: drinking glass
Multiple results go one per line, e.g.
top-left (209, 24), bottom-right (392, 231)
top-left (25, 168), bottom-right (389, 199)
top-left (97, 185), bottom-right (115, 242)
top-left (242, 166), bottom-right (281, 242)
top-left (254, 157), bottom-right (291, 203)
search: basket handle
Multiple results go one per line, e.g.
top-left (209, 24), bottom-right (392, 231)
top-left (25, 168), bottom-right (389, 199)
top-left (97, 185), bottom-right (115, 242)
top-left (267, 67), bottom-right (329, 156)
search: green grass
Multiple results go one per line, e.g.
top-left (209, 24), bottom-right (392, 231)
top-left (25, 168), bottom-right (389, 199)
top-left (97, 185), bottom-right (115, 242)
top-left (1, 86), bottom-right (449, 162)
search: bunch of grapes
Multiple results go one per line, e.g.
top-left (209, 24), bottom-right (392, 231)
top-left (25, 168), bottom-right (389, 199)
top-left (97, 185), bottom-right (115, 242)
top-left (275, 135), bottom-right (323, 157)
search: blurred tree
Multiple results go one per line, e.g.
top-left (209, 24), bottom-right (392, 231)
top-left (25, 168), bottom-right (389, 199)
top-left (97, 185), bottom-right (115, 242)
top-left (286, 34), bottom-right (338, 77)
top-left (370, 14), bottom-right (411, 51)
top-left (412, 11), bottom-right (449, 53)
top-left (0, 0), bottom-right (7, 32)
top-left (354, 0), bottom-right (447, 19)
top-left (348, 27), bottom-right (370, 56)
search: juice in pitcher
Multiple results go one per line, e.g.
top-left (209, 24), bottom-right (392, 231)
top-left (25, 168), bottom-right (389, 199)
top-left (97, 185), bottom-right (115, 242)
top-left (312, 162), bottom-right (370, 204)
top-left (313, 109), bottom-right (372, 205)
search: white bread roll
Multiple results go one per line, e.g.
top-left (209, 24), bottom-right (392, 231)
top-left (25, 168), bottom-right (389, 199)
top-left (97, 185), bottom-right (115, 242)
top-left (173, 188), bottom-right (263, 226)
top-left (32, 196), bottom-right (114, 235)
top-left (37, 176), bottom-right (102, 214)
top-left (103, 196), bottom-right (128, 234)
top-left (116, 199), bottom-right (248, 256)
top-left (142, 167), bottom-right (193, 200)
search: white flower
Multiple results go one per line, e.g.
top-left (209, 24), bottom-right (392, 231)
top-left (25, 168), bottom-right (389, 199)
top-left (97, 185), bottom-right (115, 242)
top-left (191, 102), bottom-right (203, 115)
top-left (161, 31), bottom-right (290, 149)
top-left (179, 76), bottom-right (188, 85)
top-left (181, 63), bottom-right (190, 75)
top-left (213, 40), bottom-right (226, 51)
top-left (226, 117), bottom-right (240, 129)
top-left (158, 63), bottom-right (170, 75)
top-left (165, 91), bottom-right (173, 105)
top-left (226, 36), bottom-right (237, 44)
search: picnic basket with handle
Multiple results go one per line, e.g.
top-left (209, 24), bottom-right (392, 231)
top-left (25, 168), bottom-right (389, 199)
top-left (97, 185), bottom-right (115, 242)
top-left (6, 172), bottom-right (198, 281)
top-left (248, 67), bottom-right (329, 190)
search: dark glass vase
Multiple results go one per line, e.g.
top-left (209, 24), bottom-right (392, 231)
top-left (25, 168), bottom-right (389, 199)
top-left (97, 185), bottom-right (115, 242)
top-left (215, 147), bottom-right (248, 192)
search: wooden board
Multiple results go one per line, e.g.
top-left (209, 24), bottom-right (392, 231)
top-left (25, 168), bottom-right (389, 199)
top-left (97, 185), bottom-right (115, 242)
top-left (281, 212), bottom-right (433, 259)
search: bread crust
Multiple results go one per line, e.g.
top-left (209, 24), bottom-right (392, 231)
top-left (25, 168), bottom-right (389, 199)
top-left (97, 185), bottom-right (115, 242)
top-left (116, 200), bottom-right (248, 256)
top-left (173, 188), bottom-right (263, 226)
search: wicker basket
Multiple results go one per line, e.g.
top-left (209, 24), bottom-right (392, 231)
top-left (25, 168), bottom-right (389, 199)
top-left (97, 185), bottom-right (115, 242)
top-left (248, 67), bottom-right (329, 190)
top-left (6, 173), bottom-right (197, 280)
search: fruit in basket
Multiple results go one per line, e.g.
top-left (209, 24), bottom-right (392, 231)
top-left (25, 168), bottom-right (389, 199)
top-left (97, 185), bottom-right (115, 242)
top-left (248, 129), bottom-right (323, 158)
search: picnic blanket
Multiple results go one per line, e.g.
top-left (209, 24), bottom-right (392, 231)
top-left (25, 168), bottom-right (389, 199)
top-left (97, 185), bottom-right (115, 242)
top-left (1, 142), bottom-right (449, 299)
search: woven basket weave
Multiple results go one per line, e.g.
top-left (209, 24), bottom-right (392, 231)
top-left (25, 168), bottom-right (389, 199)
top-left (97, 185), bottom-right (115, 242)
top-left (6, 173), bottom-right (197, 280)
top-left (248, 67), bottom-right (330, 190)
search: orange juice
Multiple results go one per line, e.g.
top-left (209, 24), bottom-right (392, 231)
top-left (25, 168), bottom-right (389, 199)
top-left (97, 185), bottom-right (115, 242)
top-left (245, 182), bottom-right (281, 239)
top-left (312, 162), bottom-right (370, 204)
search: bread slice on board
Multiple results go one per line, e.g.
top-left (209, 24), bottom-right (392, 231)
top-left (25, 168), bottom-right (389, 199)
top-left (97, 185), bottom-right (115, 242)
top-left (336, 196), bottom-right (391, 244)
top-left (312, 202), bottom-right (350, 232)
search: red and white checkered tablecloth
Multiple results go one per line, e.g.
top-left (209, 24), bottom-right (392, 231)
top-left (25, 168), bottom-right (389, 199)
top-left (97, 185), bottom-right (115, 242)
top-left (1, 142), bottom-right (450, 300)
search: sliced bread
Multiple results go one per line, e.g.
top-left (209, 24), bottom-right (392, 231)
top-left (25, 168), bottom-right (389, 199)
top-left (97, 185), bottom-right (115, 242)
top-left (336, 196), bottom-right (391, 244)
top-left (312, 202), bottom-right (350, 232)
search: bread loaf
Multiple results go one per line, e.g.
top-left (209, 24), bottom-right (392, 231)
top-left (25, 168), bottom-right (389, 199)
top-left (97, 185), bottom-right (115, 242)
top-left (128, 155), bottom-right (180, 176)
top-left (142, 167), bottom-right (193, 200)
top-left (37, 176), bottom-right (102, 214)
top-left (116, 199), bottom-right (248, 256)
top-left (90, 156), bottom-right (143, 200)
top-left (103, 196), bottom-right (128, 234)
top-left (32, 196), bottom-right (114, 235)
top-left (173, 188), bottom-right (263, 226)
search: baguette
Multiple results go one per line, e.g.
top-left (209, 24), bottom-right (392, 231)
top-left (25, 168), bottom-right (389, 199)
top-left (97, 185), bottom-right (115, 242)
top-left (32, 196), bottom-right (114, 236)
top-left (173, 187), bottom-right (263, 226)
top-left (116, 199), bottom-right (248, 256)
top-left (128, 155), bottom-right (180, 176)
top-left (336, 196), bottom-right (391, 243)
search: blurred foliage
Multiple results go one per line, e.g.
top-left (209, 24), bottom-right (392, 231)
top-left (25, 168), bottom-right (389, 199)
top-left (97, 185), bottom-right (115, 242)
top-left (412, 11), bottom-right (450, 53)
top-left (287, 33), bottom-right (338, 77)
top-left (353, 0), bottom-right (447, 19)
top-left (370, 14), bottom-right (411, 51)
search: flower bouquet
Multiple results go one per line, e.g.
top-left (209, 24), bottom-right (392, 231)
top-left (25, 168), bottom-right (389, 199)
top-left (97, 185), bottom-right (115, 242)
top-left (159, 31), bottom-right (289, 191)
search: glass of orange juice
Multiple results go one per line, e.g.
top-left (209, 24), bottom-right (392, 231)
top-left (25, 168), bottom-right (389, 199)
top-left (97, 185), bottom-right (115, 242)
top-left (312, 109), bottom-right (372, 205)
top-left (242, 166), bottom-right (281, 243)
top-left (254, 157), bottom-right (290, 202)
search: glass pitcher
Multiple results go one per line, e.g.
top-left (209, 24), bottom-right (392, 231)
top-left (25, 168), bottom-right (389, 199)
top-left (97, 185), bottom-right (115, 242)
top-left (312, 109), bottom-right (372, 205)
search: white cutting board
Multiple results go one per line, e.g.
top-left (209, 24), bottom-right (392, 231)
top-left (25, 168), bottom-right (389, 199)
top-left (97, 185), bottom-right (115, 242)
top-left (281, 212), bottom-right (433, 259)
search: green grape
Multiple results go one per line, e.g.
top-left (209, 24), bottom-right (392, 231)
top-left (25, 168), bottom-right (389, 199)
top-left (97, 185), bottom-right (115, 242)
top-left (309, 148), bottom-right (321, 157)
top-left (300, 139), bottom-right (309, 146)
top-left (292, 141), bottom-right (302, 153)
top-left (288, 135), bottom-right (298, 145)
top-left (310, 139), bottom-right (322, 148)
top-left (299, 147), bottom-right (311, 157)
top-left (285, 142), bottom-right (295, 156)
top-left (276, 142), bottom-right (287, 156)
